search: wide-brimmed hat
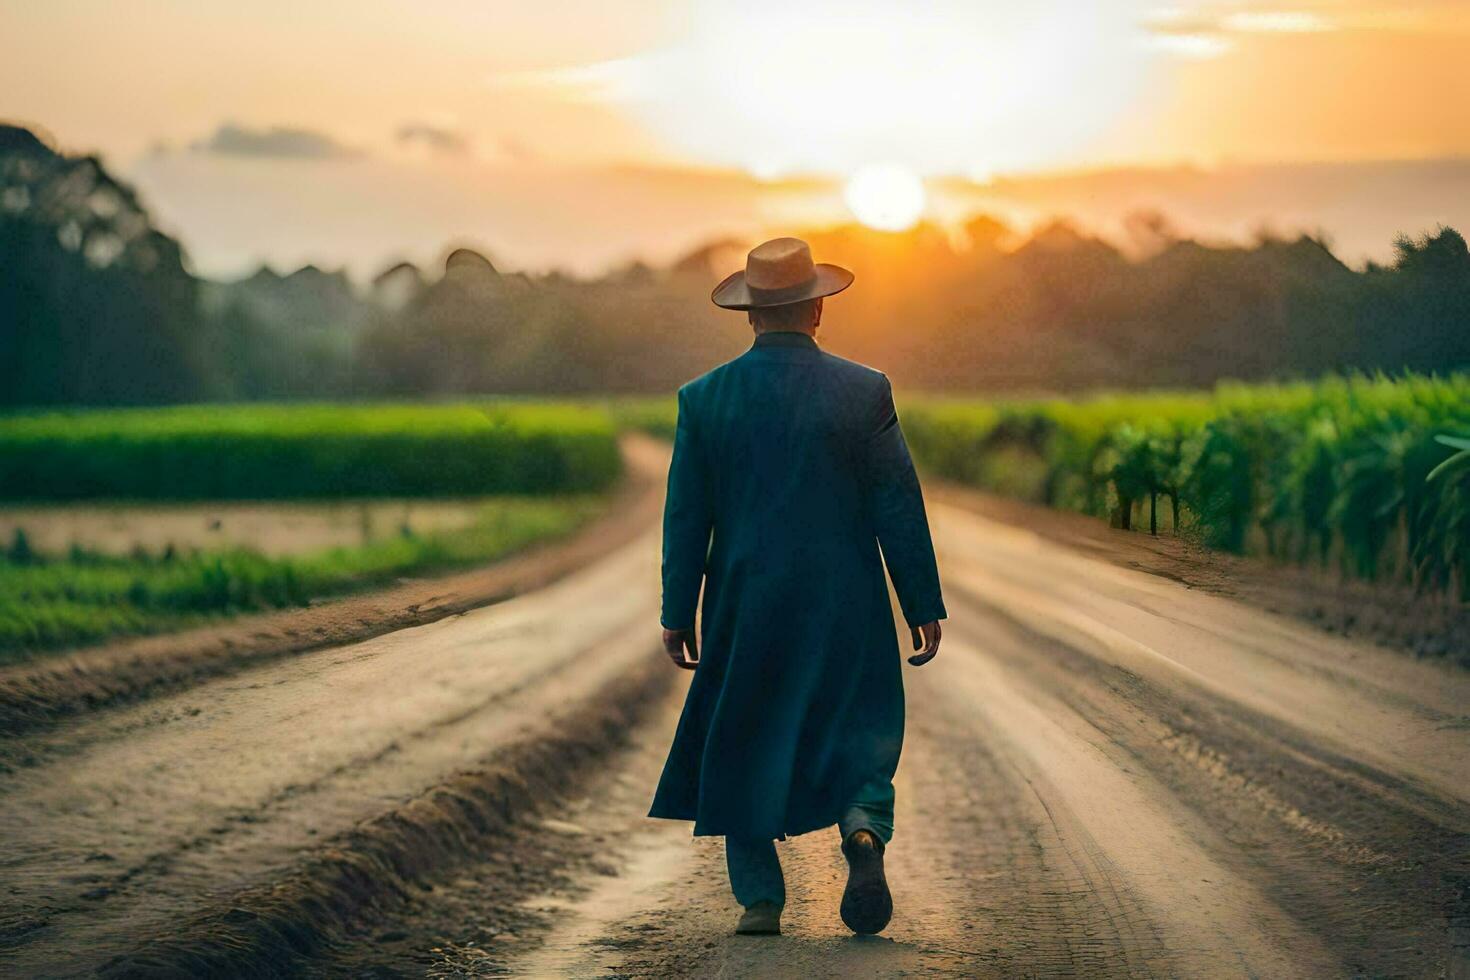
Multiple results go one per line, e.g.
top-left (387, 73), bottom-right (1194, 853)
top-left (711, 237), bottom-right (854, 310)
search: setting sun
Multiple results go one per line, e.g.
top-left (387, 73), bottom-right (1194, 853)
top-left (844, 165), bottom-right (927, 232)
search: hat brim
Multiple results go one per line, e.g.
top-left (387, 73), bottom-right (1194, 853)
top-left (711, 263), bottom-right (854, 310)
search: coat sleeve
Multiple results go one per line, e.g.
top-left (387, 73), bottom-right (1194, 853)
top-left (661, 386), bottom-right (713, 631)
top-left (861, 376), bottom-right (947, 629)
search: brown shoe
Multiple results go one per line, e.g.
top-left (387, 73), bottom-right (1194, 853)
top-left (735, 900), bottom-right (782, 935)
top-left (840, 829), bottom-right (892, 935)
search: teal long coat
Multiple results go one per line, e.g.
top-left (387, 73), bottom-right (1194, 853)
top-left (648, 331), bottom-right (946, 840)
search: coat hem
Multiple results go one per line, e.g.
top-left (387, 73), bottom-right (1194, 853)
top-left (647, 807), bottom-right (845, 842)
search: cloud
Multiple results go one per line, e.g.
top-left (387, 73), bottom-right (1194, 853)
top-left (395, 123), bottom-right (470, 155)
top-left (1144, 32), bottom-right (1235, 58)
top-left (1220, 11), bottom-right (1333, 33)
top-left (1141, 7), bottom-right (1335, 58)
top-left (191, 123), bottom-right (360, 159)
top-left (482, 56), bottom-right (652, 105)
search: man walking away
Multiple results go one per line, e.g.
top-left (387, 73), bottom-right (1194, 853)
top-left (649, 237), bottom-right (947, 937)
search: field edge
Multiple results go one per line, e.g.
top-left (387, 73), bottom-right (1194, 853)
top-left (0, 434), bottom-right (669, 740)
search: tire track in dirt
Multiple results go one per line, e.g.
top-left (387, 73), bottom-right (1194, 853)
top-left (932, 513), bottom-right (1469, 808)
top-left (95, 661), bottom-right (673, 978)
top-left (930, 498), bottom-right (1470, 978)
top-left (437, 628), bottom-right (1259, 976)
top-left (390, 497), bottom-right (1469, 979)
top-left (919, 631), bottom-right (1343, 977)
top-left (945, 594), bottom-right (1470, 977)
top-left (5, 443), bottom-right (1466, 978)
top-left (0, 498), bottom-right (672, 977)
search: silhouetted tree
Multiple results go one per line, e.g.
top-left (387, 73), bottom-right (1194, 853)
top-left (1, 125), bottom-right (198, 405)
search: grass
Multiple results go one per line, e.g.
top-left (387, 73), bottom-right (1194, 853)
top-left (0, 494), bottom-right (607, 663)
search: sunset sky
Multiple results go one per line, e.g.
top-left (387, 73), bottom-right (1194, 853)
top-left (2, 0), bottom-right (1466, 277)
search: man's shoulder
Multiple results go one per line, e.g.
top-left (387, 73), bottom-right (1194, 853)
top-left (816, 350), bottom-right (889, 391)
top-left (676, 360), bottom-right (733, 402)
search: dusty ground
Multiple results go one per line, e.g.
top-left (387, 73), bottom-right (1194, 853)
top-left (928, 483), bottom-right (1470, 665)
top-left (1, 444), bottom-right (1466, 978)
top-left (0, 498), bottom-right (502, 558)
top-left (340, 497), bottom-right (1470, 979)
top-left (0, 491), bottom-right (669, 976)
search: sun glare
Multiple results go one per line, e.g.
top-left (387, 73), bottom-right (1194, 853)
top-left (844, 165), bottom-right (926, 232)
top-left (607, 2), bottom-right (1150, 181)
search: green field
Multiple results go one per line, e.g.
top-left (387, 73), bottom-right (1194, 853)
top-left (617, 374), bottom-right (1470, 598)
top-left (903, 374), bottom-right (1470, 597)
top-left (0, 401), bottom-right (623, 659)
top-left (0, 402), bottom-right (621, 501)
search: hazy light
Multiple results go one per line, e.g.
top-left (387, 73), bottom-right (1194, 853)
top-left (844, 165), bottom-right (926, 231)
top-left (484, 57), bottom-right (650, 105)
top-left (1222, 11), bottom-right (1332, 33)
top-left (495, 1), bottom-right (1152, 180)
top-left (1145, 32), bottom-right (1234, 58)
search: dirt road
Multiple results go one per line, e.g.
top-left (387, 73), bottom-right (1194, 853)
top-left (2, 439), bottom-right (1467, 978)
top-left (411, 498), bottom-right (1469, 979)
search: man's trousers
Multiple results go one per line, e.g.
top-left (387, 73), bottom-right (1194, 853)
top-left (725, 776), bottom-right (894, 908)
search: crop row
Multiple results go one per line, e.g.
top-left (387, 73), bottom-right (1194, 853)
top-left (900, 374), bottom-right (1470, 598)
top-left (0, 403), bottom-right (622, 501)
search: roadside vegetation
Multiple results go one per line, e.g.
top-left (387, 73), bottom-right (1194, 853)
top-left (903, 374), bottom-right (1470, 599)
top-left (619, 374), bottom-right (1470, 600)
top-left (0, 495), bottom-right (607, 663)
top-left (0, 401), bottom-right (623, 660)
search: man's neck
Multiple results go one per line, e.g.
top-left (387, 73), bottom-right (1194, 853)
top-left (751, 330), bottom-right (820, 349)
top-left (753, 328), bottom-right (817, 339)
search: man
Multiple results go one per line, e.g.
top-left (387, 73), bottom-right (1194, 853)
top-left (648, 237), bottom-right (947, 937)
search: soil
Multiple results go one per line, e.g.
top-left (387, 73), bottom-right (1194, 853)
top-left (1, 439), bottom-right (1465, 978)
top-left (927, 481), bottom-right (1470, 666)
top-left (0, 498), bottom-right (501, 558)
top-left (0, 470), bottom-right (672, 976)
top-left (364, 494), bottom-right (1465, 978)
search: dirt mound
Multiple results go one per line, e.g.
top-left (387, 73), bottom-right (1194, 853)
top-left (97, 661), bottom-right (668, 978)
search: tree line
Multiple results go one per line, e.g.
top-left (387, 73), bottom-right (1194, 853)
top-left (3, 123), bottom-right (1466, 406)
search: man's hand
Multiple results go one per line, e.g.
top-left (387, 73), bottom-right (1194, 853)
top-left (908, 621), bottom-right (942, 666)
top-left (662, 627), bottom-right (699, 670)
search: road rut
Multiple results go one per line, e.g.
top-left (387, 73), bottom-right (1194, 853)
top-left (2, 462), bottom-right (1466, 978)
top-left (422, 496), bottom-right (1470, 978)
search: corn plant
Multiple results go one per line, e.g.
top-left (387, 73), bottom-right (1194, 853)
top-left (894, 374), bottom-right (1470, 595)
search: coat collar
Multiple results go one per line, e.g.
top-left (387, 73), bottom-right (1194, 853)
top-left (751, 331), bottom-right (819, 351)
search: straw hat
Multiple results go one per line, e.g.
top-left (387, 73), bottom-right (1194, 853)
top-left (711, 237), bottom-right (854, 310)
